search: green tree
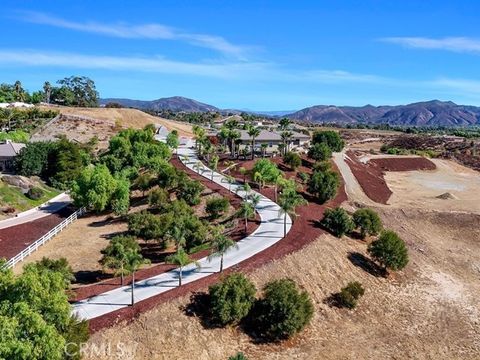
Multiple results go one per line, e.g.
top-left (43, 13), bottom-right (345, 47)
top-left (53, 76), bottom-right (99, 107)
top-left (165, 248), bottom-right (199, 286)
top-left (15, 141), bottom-right (53, 177)
top-left (71, 164), bottom-right (117, 212)
top-left (134, 172), bottom-right (154, 196)
top-left (208, 227), bottom-right (237, 272)
top-left (128, 211), bottom-right (164, 242)
top-left (311, 130), bottom-right (345, 152)
top-left (252, 159), bottom-right (281, 187)
top-left (320, 207), bottom-right (354, 237)
top-left (337, 281), bottom-right (365, 309)
top-left (166, 130), bottom-right (180, 154)
top-left (367, 230), bottom-right (409, 273)
top-left (177, 178), bottom-right (204, 205)
top-left (308, 142), bottom-right (332, 161)
top-left (281, 131), bottom-right (293, 154)
top-left (247, 126), bottom-right (261, 159)
top-left (205, 197), bottom-right (230, 219)
top-left (307, 170), bottom-right (339, 203)
top-left (352, 208), bottom-right (383, 239)
top-left (278, 188), bottom-right (307, 237)
top-left (279, 117), bottom-right (291, 130)
top-left (283, 151), bottom-right (301, 170)
top-left (209, 273), bottom-right (256, 325)
top-left (252, 278), bottom-right (314, 341)
top-left (237, 200), bottom-right (255, 233)
top-left (30, 257), bottom-right (75, 287)
top-left (100, 235), bottom-right (140, 286)
top-left (148, 188), bottom-right (169, 210)
top-left (111, 176), bottom-right (130, 216)
top-left (43, 81), bottom-right (52, 103)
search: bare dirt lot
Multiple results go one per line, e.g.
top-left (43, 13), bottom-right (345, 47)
top-left (86, 206), bottom-right (480, 360)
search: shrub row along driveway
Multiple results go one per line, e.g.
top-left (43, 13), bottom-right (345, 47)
top-left (73, 138), bottom-right (292, 320)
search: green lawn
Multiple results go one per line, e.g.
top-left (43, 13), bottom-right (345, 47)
top-left (0, 181), bottom-right (61, 212)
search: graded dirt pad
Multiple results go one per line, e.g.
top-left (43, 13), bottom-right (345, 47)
top-left (41, 106), bottom-right (193, 137)
top-left (0, 206), bottom-right (74, 261)
top-left (370, 157), bottom-right (436, 172)
top-left (86, 207), bottom-right (480, 360)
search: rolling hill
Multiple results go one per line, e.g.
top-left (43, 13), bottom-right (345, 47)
top-left (286, 100), bottom-right (480, 126)
top-left (100, 96), bottom-right (219, 113)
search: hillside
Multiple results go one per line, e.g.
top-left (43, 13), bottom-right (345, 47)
top-left (100, 96), bottom-right (219, 113)
top-left (287, 100), bottom-right (480, 126)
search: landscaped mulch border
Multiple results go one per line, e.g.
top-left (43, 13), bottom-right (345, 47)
top-left (87, 159), bottom-right (347, 333)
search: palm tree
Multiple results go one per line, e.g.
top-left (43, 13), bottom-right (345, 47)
top-left (237, 201), bottom-right (255, 233)
top-left (260, 143), bottom-right (268, 158)
top-left (14, 80), bottom-right (25, 102)
top-left (226, 175), bottom-right (235, 192)
top-left (247, 126), bottom-right (261, 159)
top-left (208, 227), bottom-right (237, 272)
top-left (165, 247), bottom-right (199, 286)
top-left (279, 117), bottom-right (291, 130)
top-left (273, 174), bottom-right (285, 202)
top-left (281, 131), bottom-right (293, 154)
top-left (278, 189), bottom-right (307, 237)
top-left (239, 167), bottom-right (247, 183)
top-left (248, 193), bottom-right (261, 209)
top-left (253, 171), bottom-right (264, 189)
top-left (125, 249), bottom-right (150, 305)
top-left (236, 182), bottom-right (252, 198)
top-left (193, 161), bottom-right (204, 174)
top-left (43, 81), bottom-right (52, 104)
top-left (209, 155), bottom-right (219, 181)
top-left (230, 130), bottom-right (240, 158)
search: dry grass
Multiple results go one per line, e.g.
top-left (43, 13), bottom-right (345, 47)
top-left (86, 207), bottom-right (480, 359)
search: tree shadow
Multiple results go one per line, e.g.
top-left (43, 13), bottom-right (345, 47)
top-left (323, 293), bottom-right (345, 308)
top-left (181, 292), bottom-right (223, 329)
top-left (73, 270), bottom-right (111, 285)
top-left (88, 216), bottom-right (124, 228)
top-left (347, 251), bottom-right (385, 277)
top-left (139, 242), bottom-right (173, 264)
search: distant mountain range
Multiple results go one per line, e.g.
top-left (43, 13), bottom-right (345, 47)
top-left (100, 97), bottom-right (480, 127)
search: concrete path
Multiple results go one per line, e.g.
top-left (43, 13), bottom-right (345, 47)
top-left (73, 139), bottom-right (291, 320)
top-left (0, 192), bottom-right (71, 230)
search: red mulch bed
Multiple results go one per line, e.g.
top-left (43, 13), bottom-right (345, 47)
top-left (369, 157), bottom-right (436, 172)
top-left (0, 206), bottom-right (75, 260)
top-left (72, 157), bottom-right (260, 302)
top-left (345, 151), bottom-right (437, 204)
top-left (88, 159), bottom-right (348, 333)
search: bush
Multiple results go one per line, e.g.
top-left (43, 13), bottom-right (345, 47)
top-left (205, 197), bottom-right (230, 219)
top-left (312, 130), bottom-right (345, 152)
top-left (228, 352), bottom-right (248, 360)
top-left (313, 161), bottom-right (331, 172)
top-left (320, 207), bottom-right (354, 237)
top-left (307, 170), bottom-right (339, 203)
top-left (209, 273), bottom-right (256, 326)
top-left (148, 188), bottom-right (169, 210)
top-left (352, 208), bottom-right (382, 238)
top-left (283, 151), bottom-right (301, 170)
top-left (252, 278), bottom-right (313, 341)
top-left (26, 186), bottom-right (44, 200)
top-left (177, 178), bottom-right (204, 205)
top-left (308, 142), bottom-right (332, 161)
top-left (128, 211), bottom-right (164, 241)
top-left (367, 230), bottom-right (409, 272)
top-left (297, 172), bottom-right (309, 183)
top-left (337, 281), bottom-right (365, 309)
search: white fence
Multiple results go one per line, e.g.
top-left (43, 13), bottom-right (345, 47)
top-left (3, 207), bottom-right (86, 269)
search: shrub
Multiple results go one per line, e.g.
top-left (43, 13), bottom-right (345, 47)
top-left (307, 170), bottom-right (339, 203)
top-left (148, 188), bottom-right (169, 210)
top-left (228, 352), bottom-right (248, 360)
top-left (283, 151), bottom-right (301, 170)
top-left (337, 281), bottom-right (365, 309)
top-left (352, 208), bottom-right (382, 239)
top-left (320, 207), bottom-right (354, 237)
top-left (308, 142), bottom-right (332, 161)
top-left (367, 230), bottom-right (409, 272)
top-left (177, 178), bottom-right (204, 205)
top-left (128, 211), bottom-right (163, 241)
top-left (297, 172), bottom-right (309, 184)
top-left (26, 186), bottom-right (44, 200)
top-left (312, 160), bottom-right (331, 172)
top-left (252, 278), bottom-right (313, 341)
top-left (311, 130), bottom-right (345, 152)
top-left (205, 197), bottom-right (230, 219)
top-left (209, 273), bottom-right (256, 326)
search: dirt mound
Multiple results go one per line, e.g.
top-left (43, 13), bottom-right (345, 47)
top-left (370, 157), bottom-right (436, 171)
top-left (436, 192), bottom-right (458, 200)
top-left (1, 175), bottom-right (36, 190)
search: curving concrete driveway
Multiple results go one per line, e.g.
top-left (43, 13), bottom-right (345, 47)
top-left (73, 139), bottom-right (292, 320)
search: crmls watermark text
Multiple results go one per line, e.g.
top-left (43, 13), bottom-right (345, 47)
top-left (65, 341), bottom-right (138, 358)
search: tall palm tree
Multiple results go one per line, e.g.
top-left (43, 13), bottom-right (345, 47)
top-left (248, 193), bottom-right (261, 209)
top-left (43, 81), bottom-right (52, 104)
top-left (239, 167), bottom-right (247, 183)
top-left (247, 126), bottom-right (261, 159)
top-left (208, 227), bottom-right (237, 272)
top-left (279, 117), bottom-right (291, 131)
top-left (253, 171), bottom-right (264, 189)
top-left (230, 130), bottom-right (240, 158)
top-left (14, 80), bottom-right (25, 102)
top-left (165, 247), bottom-right (199, 286)
top-left (125, 249), bottom-right (150, 306)
top-left (209, 154), bottom-right (219, 181)
top-left (260, 143), bottom-right (268, 158)
top-left (237, 201), bottom-right (255, 233)
top-left (278, 189), bottom-right (307, 237)
top-left (281, 131), bottom-right (293, 154)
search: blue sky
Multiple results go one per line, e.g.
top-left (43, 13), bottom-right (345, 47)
top-left (1, 0), bottom-right (480, 110)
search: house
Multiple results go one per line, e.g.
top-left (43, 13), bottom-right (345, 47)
top-left (0, 140), bottom-right (25, 172)
top-left (237, 130), bottom-right (310, 155)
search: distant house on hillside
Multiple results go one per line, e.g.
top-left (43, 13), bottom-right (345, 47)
top-left (0, 140), bottom-right (25, 172)
top-left (237, 129), bottom-right (310, 155)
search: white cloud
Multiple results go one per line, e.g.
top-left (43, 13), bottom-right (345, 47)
top-left (429, 77), bottom-right (480, 96)
top-left (381, 36), bottom-right (480, 53)
top-left (15, 11), bottom-right (250, 59)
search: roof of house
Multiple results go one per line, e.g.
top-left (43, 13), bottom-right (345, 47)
top-left (0, 141), bottom-right (25, 157)
top-left (239, 130), bottom-right (310, 142)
